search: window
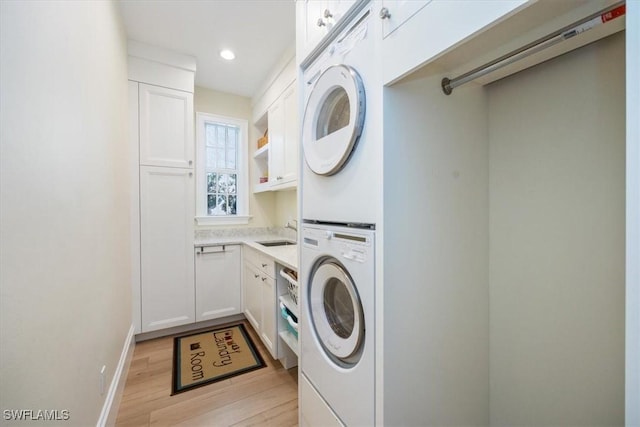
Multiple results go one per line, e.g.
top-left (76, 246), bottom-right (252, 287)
top-left (196, 113), bottom-right (250, 225)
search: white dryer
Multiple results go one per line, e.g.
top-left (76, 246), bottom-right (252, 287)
top-left (300, 222), bottom-right (375, 426)
top-left (301, 5), bottom-right (379, 225)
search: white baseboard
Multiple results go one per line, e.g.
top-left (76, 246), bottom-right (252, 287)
top-left (97, 324), bottom-right (136, 427)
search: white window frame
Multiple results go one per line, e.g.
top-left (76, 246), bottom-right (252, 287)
top-left (195, 112), bottom-right (250, 225)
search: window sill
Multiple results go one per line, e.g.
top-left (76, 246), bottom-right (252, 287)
top-left (195, 215), bottom-right (252, 226)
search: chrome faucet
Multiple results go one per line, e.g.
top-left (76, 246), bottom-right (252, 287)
top-left (285, 219), bottom-right (298, 232)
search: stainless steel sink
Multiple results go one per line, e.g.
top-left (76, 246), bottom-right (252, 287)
top-left (257, 240), bottom-right (296, 247)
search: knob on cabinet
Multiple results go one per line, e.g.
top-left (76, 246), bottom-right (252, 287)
top-left (317, 18), bottom-right (326, 27)
top-left (379, 7), bottom-right (391, 20)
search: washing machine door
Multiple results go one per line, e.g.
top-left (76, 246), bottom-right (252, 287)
top-left (302, 65), bottom-right (365, 176)
top-left (308, 258), bottom-right (365, 367)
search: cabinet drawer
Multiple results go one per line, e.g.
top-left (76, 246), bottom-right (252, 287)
top-left (244, 246), bottom-right (274, 278)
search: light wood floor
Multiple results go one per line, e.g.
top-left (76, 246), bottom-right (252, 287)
top-left (115, 320), bottom-right (299, 427)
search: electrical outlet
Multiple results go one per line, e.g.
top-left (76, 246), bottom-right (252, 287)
top-left (99, 365), bottom-right (106, 395)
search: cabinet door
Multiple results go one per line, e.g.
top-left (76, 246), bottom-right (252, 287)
top-left (139, 83), bottom-right (194, 169)
top-left (280, 83), bottom-right (298, 186)
top-left (268, 99), bottom-right (285, 185)
top-left (195, 245), bottom-right (241, 321)
top-left (140, 166), bottom-right (195, 332)
top-left (301, 0), bottom-right (330, 59)
top-left (243, 261), bottom-right (262, 333)
top-left (380, 0), bottom-right (432, 38)
top-left (261, 274), bottom-right (278, 359)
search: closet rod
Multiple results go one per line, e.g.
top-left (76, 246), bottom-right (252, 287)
top-left (441, 1), bottom-right (626, 95)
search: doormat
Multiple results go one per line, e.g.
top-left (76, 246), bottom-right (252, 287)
top-left (171, 323), bottom-right (266, 395)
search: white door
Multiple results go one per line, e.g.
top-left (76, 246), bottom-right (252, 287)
top-left (243, 261), bottom-right (262, 333)
top-left (308, 258), bottom-right (365, 367)
top-left (302, 0), bottom-right (330, 57)
top-left (281, 83), bottom-right (299, 185)
top-left (302, 65), bottom-right (366, 176)
top-left (261, 273), bottom-right (277, 359)
top-left (270, 83), bottom-right (299, 187)
top-left (139, 83), bottom-right (194, 169)
top-left (195, 245), bottom-right (241, 321)
top-left (380, 0), bottom-right (433, 38)
top-left (268, 97), bottom-right (285, 185)
top-left (140, 166), bottom-right (195, 332)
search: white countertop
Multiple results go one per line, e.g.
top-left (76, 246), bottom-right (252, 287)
top-left (195, 234), bottom-right (298, 271)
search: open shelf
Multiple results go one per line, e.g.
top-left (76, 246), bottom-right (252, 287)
top-left (279, 330), bottom-right (299, 357)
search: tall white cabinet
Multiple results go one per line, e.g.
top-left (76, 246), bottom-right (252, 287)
top-left (128, 42), bottom-right (197, 334)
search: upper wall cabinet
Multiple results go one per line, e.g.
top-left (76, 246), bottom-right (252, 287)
top-left (380, 0), bottom-right (432, 38)
top-left (268, 83), bottom-right (298, 189)
top-left (139, 84), bottom-right (194, 169)
top-left (379, 0), bottom-right (529, 85)
top-left (254, 82), bottom-right (299, 193)
top-left (297, 0), bottom-right (357, 61)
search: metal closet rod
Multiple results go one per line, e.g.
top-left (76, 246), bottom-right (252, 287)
top-left (441, 1), bottom-right (626, 95)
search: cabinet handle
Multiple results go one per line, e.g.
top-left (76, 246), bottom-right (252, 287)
top-left (277, 176), bottom-right (283, 180)
top-left (261, 277), bottom-right (267, 282)
top-left (317, 18), bottom-right (326, 27)
top-left (323, 9), bottom-right (333, 19)
top-left (189, 172), bottom-right (193, 177)
top-left (261, 263), bottom-right (268, 268)
top-left (254, 274), bottom-right (259, 278)
top-left (188, 160), bottom-right (193, 166)
top-left (380, 7), bottom-right (391, 20)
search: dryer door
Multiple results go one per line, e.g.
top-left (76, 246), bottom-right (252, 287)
top-left (308, 258), bottom-right (365, 367)
top-left (302, 65), bottom-right (365, 176)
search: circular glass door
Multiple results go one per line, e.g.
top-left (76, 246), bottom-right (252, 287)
top-left (302, 65), bottom-right (365, 176)
top-left (308, 258), bottom-right (365, 367)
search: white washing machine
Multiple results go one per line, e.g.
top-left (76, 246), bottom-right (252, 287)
top-left (301, 5), bottom-right (379, 225)
top-left (300, 222), bottom-right (375, 426)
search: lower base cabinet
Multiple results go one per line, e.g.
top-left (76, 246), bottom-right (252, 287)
top-left (195, 244), bottom-right (241, 321)
top-left (243, 247), bottom-right (278, 359)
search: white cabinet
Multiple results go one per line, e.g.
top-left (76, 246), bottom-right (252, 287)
top-left (242, 246), bottom-right (278, 359)
top-left (297, 0), bottom-right (357, 61)
top-left (128, 43), bottom-right (197, 335)
top-left (253, 82), bottom-right (299, 193)
top-left (140, 166), bottom-right (195, 332)
top-left (268, 83), bottom-right (298, 189)
top-left (195, 245), bottom-right (241, 322)
top-left (260, 273), bottom-right (277, 356)
top-left (243, 261), bottom-right (262, 332)
top-left (380, 0), bottom-right (432, 38)
top-left (379, 0), bottom-right (528, 84)
top-left (139, 83), bottom-right (194, 169)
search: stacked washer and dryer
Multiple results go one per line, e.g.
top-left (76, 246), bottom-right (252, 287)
top-left (298, 2), bottom-right (380, 426)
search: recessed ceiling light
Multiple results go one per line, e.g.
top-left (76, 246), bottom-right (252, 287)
top-left (220, 49), bottom-right (235, 61)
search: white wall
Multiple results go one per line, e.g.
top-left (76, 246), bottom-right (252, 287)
top-left (274, 190), bottom-right (297, 228)
top-left (0, 1), bottom-right (132, 426)
top-left (383, 75), bottom-right (490, 426)
top-left (381, 29), bottom-right (625, 427)
top-left (626, 3), bottom-right (640, 425)
top-left (194, 86), bottom-right (276, 228)
top-left (488, 32), bottom-right (625, 426)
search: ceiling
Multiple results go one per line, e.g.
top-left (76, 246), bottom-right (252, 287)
top-left (118, 0), bottom-right (296, 99)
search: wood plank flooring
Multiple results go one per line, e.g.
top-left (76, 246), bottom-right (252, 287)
top-left (115, 320), bottom-right (298, 427)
